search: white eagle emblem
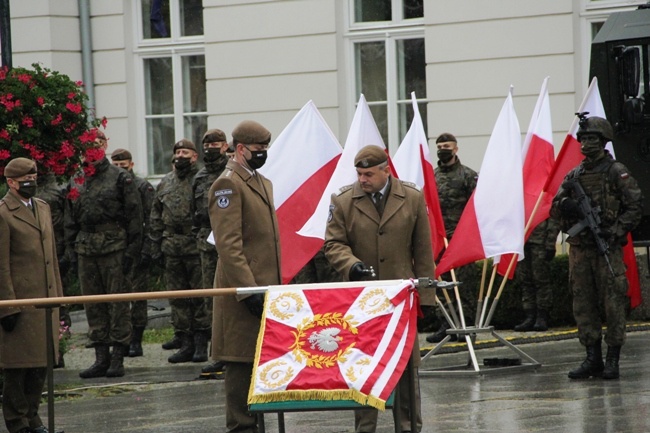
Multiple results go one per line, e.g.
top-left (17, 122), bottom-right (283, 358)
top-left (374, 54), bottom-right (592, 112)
top-left (308, 328), bottom-right (342, 352)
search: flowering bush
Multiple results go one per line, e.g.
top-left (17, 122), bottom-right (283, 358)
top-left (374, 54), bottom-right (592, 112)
top-left (0, 63), bottom-right (106, 185)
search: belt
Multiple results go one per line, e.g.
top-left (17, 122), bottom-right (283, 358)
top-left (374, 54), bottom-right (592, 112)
top-left (80, 222), bottom-right (122, 233)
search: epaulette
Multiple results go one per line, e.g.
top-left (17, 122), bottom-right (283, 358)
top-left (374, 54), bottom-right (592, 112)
top-left (401, 181), bottom-right (420, 191)
top-left (33, 197), bottom-right (47, 205)
top-left (337, 184), bottom-right (353, 196)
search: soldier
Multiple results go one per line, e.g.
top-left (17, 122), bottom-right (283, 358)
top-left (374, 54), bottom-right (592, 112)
top-left (324, 145), bottom-right (434, 433)
top-left (192, 128), bottom-right (230, 376)
top-left (64, 130), bottom-right (143, 379)
top-left (148, 139), bottom-right (209, 364)
top-left (427, 132), bottom-right (479, 343)
top-left (512, 219), bottom-right (561, 332)
top-left (0, 158), bottom-right (64, 433)
top-left (551, 115), bottom-right (643, 380)
top-left (110, 148), bottom-right (155, 357)
top-left (208, 120), bottom-right (279, 433)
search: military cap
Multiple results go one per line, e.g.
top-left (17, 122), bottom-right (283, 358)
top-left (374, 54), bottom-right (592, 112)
top-left (232, 120), bottom-right (271, 145)
top-left (173, 138), bottom-right (197, 153)
top-left (354, 145), bottom-right (388, 168)
top-left (202, 128), bottom-right (227, 144)
top-left (111, 148), bottom-right (132, 161)
top-left (436, 133), bottom-right (457, 144)
top-left (4, 158), bottom-right (37, 178)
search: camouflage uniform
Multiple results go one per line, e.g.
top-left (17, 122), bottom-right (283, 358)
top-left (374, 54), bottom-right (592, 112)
top-left (64, 158), bottom-right (143, 347)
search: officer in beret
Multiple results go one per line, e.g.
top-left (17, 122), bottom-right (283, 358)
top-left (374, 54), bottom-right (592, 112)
top-left (0, 158), bottom-right (64, 433)
top-left (65, 131), bottom-right (143, 379)
top-left (324, 145), bottom-right (434, 433)
top-left (110, 148), bottom-right (155, 357)
top-left (208, 120), bottom-right (280, 433)
top-left (148, 138), bottom-right (208, 364)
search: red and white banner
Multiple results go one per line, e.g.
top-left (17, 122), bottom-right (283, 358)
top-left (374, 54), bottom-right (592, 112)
top-left (249, 280), bottom-right (418, 410)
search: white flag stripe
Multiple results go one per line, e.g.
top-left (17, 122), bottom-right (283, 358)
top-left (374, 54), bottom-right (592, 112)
top-left (264, 289), bottom-right (313, 329)
top-left (254, 352), bottom-right (307, 393)
top-left (370, 313), bottom-right (411, 396)
top-left (393, 92), bottom-right (430, 186)
top-left (521, 77), bottom-right (553, 161)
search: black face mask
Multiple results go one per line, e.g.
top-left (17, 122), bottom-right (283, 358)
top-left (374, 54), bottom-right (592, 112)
top-left (437, 149), bottom-right (454, 164)
top-left (17, 180), bottom-right (37, 200)
top-left (203, 148), bottom-right (224, 163)
top-left (174, 157), bottom-right (192, 171)
top-left (245, 147), bottom-right (268, 170)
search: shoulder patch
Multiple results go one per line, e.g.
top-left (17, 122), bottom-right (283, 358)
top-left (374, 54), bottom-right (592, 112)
top-left (337, 184), bottom-right (353, 196)
top-left (214, 189), bottom-right (233, 197)
top-left (124, 177), bottom-right (133, 185)
top-left (401, 181), bottom-right (420, 191)
top-left (620, 172), bottom-right (629, 179)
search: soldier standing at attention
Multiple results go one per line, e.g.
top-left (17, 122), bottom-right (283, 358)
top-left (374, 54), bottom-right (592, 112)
top-left (208, 120), bottom-right (280, 433)
top-left (551, 115), bottom-right (642, 380)
top-left (110, 148), bottom-right (155, 357)
top-left (64, 130), bottom-right (143, 379)
top-left (192, 128), bottom-right (230, 376)
top-left (149, 139), bottom-right (209, 364)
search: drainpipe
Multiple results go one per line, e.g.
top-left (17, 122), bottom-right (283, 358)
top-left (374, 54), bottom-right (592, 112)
top-left (0, 0), bottom-right (12, 69)
top-left (78, 0), bottom-right (95, 118)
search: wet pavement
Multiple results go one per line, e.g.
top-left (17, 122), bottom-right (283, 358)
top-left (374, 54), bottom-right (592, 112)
top-left (47, 317), bottom-right (650, 433)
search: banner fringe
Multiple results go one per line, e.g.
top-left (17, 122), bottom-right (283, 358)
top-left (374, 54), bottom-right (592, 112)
top-left (248, 389), bottom-right (387, 411)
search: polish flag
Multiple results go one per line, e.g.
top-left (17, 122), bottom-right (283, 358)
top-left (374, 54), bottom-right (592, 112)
top-left (435, 89), bottom-right (525, 277)
top-left (259, 101), bottom-right (342, 283)
top-left (392, 92), bottom-right (446, 260)
top-left (497, 77), bottom-right (555, 278)
top-left (298, 94), bottom-right (390, 241)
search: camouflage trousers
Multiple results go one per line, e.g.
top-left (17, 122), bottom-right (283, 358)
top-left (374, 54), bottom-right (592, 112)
top-left (165, 255), bottom-right (211, 334)
top-left (78, 250), bottom-right (132, 346)
top-left (569, 244), bottom-right (628, 347)
top-left (128, 263), bottom-right (150, 328)
top-left (516, 242), bottom-right (553, 311)
top-left (200, 249), bottom-right (218, 315)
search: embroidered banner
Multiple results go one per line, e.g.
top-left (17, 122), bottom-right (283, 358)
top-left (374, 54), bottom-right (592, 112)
top-left (248, 280), bottom-right (418, 410)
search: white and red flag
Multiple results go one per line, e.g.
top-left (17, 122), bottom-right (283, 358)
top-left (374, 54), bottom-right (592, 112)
top-left (259, 101), bottom-right (342, 283)
top-left (435, 89), bottom-right (525, 277)
top-left (393, 92), bottom-right (446, 260)
top-left (248, 280), bottom-right (418, 409)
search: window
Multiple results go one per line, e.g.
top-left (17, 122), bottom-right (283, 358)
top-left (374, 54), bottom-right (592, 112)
top-left (349, 0), bottom-right (426, 153)
top-left (137, 0), bottom-right (206, 175)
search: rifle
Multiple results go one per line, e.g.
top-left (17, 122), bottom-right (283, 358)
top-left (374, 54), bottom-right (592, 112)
top-left (566, 178), bottom-right (616, 277)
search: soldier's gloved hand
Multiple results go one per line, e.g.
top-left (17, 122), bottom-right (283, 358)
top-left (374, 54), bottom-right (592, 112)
top-left (1, 313), bottom-right (20, 332)
top-left (243, 294), bottom-right (265, 318)
top-left (558, 197), bottom-right (583, 219)
top-left (545, 249), bottom-right (556, 262)
top-left (349, 262), bottom-right (373, 281)
top-left (122, 256), bottom-right (134, 275)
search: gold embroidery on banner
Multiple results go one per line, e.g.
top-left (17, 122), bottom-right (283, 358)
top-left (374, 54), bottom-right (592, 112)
top-left (358, 288), bottom-right (390, 315)
top-left (259, 360), bottom-right (295, 388)
top-left (290, 313), bottom-right (359, 369)
top-left (345, 357), bottom-right (372, 382)
top-left (269, 292), bottom-right (304, 321)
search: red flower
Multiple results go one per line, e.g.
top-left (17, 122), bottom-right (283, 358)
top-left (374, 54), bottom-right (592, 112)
top-left (0, 149), bottom-right (10, 160)
top-left (51, 113), bottom-right (62, 125)
top-left (79, 130), bottom-right (97, 144)
top-left (82, 163), bottom-right (96, 177)
top-left (100, 117), bottom-right (108, 128)
top-left (66, 102), bottom-right (82, 114)
top-left (0, 130), bottom-right (9, 141)
top-left (67, 187), bottom-right (80, 200)
top-left (60, 141), bottom-right (75, 158)
top-left (22, 116), bottom-right (34, 128)
top-left (67, 92), bottom-right (76, 100)
top-left (73, 175), bottom-right (85, 185)
top-left (17, 74), bottom-right (31, 84)
top-left (36, 96), bottom-right (45, 106)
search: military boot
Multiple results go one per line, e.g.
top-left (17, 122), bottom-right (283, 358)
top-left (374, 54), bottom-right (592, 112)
top-left (201, 360), bottom-right (226, 374)
top-left (602, 345), bottom-right (621, 380)
top-left (168, 333), bottom-right (194, 363)
top-left (106, 344), bottom-right (127, 378)
top-left (79, 345), bottom-right (110, 379)
top-left (425, 323), bottom-right (457, 343)
top-left (568, 340), bottom-right (604, 379)
top-left (192, 330), bottom-right (209, 363)
top-left (514, 309), bottom-right (536, 332)
top-left (532, 308), bottom-right (549, 332)
top-left (128, 326), bottom-right (145, 357)
top-left (162, 332), bottom-right (183, 350)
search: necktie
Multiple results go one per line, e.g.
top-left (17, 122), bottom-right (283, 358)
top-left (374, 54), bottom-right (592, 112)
top-left (373, 192), bottom-right (384, 216)
top-left (27, 201), bottom-right (35, 216)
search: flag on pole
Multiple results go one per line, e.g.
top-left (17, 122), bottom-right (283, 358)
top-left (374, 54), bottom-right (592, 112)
top-left (248, 280), bottom-right (418, 409)
top-left (298, 94), bottom-right (390, 240)
top-left (259, 101), bottom-right (342, 283)
top-left (436, 89), bottom-right (525, 277)
top-left (393, 92), bottom-right (446, 260)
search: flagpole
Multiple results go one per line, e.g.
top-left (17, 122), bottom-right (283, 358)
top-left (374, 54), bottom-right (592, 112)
top-left (478, 265), bottom-right (498, 327)
top-left (475, 259), bottom-right (489, 326)
top-left (444, 237), bottom-right (466, 328)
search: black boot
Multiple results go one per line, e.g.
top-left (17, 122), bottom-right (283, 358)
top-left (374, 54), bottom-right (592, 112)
top-left (514, 309), bottom-right (536, 332)
top-left (602, 345), bottom-right (621, 380)
top-left (168, 333), bottom-right (195, 363)
top-left (192, 331), bottom-right (209, 363)
top-left (106, 344), bottom-right (127, 378)
top-left (426, 323), bottom-right (457, 343)
top-left (162, 332), bottom-right (183, 350)
top-left (532, 309), bottom-right (549, 332)
top-left (79, 345), bottom-right (110, 379)
top-left (568, 341), bottom-right (604, 379)
top-left (201, 360), bottom-right (226, 374)
top-left (129, 326), bottom-right (145, 357)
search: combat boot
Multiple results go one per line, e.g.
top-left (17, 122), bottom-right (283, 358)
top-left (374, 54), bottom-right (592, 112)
top-left (201, 360), bottom-right (226, 374)
top-left (79, 344), bottom-right (110, 379)
top-left (602, 345), bottom-right (621, 380)
top-left (514, 309), bottom-right (536, 332)
top-left (168, 333), bottom-right (194, 363)
top-left (162, 332), bottom-right (183, 350)
top-left (532, 309), bottom-right (549, 332)
top-left (568, 340), bottom-right (604, 379)
top-left (192, 330), bottom-right (209, 363)
top-left (425, 323), bottom-right (457, 343)
top-left (129, 326), bottom-right (145, 357)
top-left (106, 344), bottom-right (127, 377)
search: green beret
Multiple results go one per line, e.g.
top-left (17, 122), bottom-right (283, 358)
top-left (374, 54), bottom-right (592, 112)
top-left (173, 139), bottom-right (197, 153)
top-left (202, 129), bottom-right (227, 144)
top-left (111, 148), bottom-right (132, 161)
top-left (4, 158), bottom-right (37, 179)
top-left (232, 120), bottom-right (271, 145)
top-left (354, 145), bottom-right (388, 168)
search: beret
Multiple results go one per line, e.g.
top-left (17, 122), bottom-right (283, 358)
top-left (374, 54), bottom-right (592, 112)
top-left (4, 157), bottom-right (37, 178)
top-left (202, 129), bottom-right (227, 144)
top-left (173, 138), bottom-right (197, 153)
top-left (436, 133), bottom-right (457, 144)
top-left (111, 148), bottom-right (132, 161)
top-left (232, 120), bottom-right (271, 145)
top-left (354, 145), bottom-right (388, 168)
